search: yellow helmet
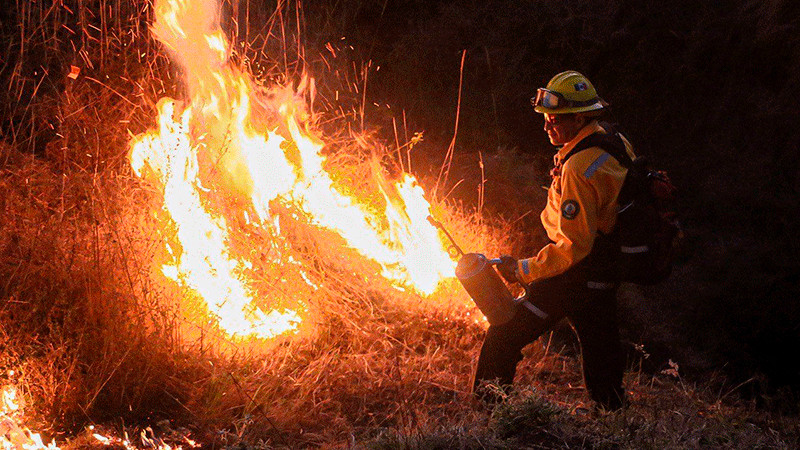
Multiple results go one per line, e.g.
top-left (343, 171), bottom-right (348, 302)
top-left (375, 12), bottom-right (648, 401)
top-left (532, 70), bottom-right (607, 114)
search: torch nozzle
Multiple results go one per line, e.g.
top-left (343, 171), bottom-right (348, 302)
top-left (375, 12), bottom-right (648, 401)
top-left (427, 215), bottom-right (465, 258)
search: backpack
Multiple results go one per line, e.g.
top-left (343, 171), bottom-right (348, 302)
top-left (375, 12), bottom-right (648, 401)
top-left (563, 123), bottom-right (681, 285)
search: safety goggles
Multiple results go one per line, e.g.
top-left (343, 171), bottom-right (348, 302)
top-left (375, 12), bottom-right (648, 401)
top-left (531, 88), bottom-right (599, 110)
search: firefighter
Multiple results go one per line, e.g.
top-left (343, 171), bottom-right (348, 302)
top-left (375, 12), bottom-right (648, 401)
top-left (473, 70), bottom-right (633, 410)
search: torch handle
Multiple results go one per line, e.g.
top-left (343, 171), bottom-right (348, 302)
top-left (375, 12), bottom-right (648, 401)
top-left (486, 257), bottom-right (548, 320)
top-left (513, 283), bottom-right (548, 320)
top-left (427, 215), bottom-right (465, 257)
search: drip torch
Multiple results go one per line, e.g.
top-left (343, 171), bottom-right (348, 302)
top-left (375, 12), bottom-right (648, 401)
top-left (427, 216), bottom-right (547, 325)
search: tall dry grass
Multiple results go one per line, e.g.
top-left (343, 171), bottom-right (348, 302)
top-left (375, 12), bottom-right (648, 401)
top-left (0, 0), bottom-right (516, 445)
top-left (0, 0), bottom-right (798, 448)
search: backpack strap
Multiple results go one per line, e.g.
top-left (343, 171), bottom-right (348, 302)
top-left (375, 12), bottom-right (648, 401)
top-left (562, 122), bottom-right (632, 169)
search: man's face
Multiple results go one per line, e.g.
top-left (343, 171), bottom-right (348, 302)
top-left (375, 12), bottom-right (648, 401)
top-left (543, 113), bottom-right (585, 146)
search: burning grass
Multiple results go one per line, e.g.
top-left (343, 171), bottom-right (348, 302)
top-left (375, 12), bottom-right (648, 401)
top-left (1, 0), bottom-right (799, 448)
top-left (0, 128), bottom-right (499, 445)
top-left (0, 0), bottom-right (508, 444)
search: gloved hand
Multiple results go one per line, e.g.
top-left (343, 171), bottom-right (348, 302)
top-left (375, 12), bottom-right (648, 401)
top-left (496, 255), bottom-right (519, 284)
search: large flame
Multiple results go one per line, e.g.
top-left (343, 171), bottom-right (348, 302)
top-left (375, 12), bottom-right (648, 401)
top-left (130, 0), bottom-right (455, 339)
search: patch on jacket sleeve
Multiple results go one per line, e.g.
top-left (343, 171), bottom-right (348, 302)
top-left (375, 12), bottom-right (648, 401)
top-left (561, 200), bottom-right (580, 220)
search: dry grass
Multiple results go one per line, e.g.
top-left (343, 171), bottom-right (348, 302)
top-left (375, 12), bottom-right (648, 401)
top-left (0, 0), bottom-right (499, 445)
top-left (0, 0), bottom-right (799, 449)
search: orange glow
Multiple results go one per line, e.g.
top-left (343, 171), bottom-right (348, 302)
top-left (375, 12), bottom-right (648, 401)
top-left (130, 0), bottom-right (455, 339)
top-left (1, 385), bottom-right (59, 450)
top-left (92, 428), bottom-right (199, 450)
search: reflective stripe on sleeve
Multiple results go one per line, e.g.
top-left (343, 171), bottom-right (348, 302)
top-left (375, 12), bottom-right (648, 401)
top-left (584, 152), bottom-right (611, 178)
top-left (520, 259), bottom-right (530, 275)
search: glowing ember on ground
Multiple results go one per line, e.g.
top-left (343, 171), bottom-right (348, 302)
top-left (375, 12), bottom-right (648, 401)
top-left (1, 393), bottom-right (200, 450)
top-left (91, 426), bottom-right (200, 450)
top-left (130, 0), bottom-right (455, 339)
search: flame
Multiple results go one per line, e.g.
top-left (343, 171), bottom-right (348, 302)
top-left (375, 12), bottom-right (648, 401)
top-left (1, 385), bottom-right (59, 450)
top-left (92, 426), bottom-right (200, 450)
top-left (1, 386), bottom-right (18, 414)
top-left (130, 0), bottom-right (455, 339)
top-left (1, 383), bottom-right (201, 450)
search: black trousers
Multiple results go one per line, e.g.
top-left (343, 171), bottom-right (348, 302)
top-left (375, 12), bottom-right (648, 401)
top-left (472, 268), bottom-right (625, 409)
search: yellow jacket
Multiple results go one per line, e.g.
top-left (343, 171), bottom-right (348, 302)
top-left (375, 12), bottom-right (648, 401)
top-left (516, 121), bottom-right (635, 284)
